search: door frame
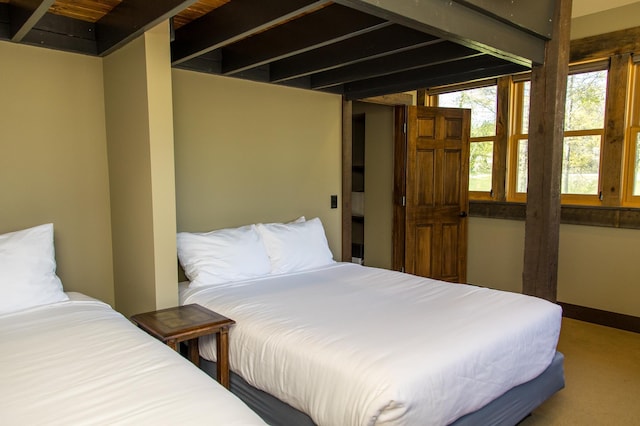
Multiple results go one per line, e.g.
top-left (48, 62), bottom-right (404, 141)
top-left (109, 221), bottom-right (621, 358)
top-left (341, 94), bottom-right (413, 264)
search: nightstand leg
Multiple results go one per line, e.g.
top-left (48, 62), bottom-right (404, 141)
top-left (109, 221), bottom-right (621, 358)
top-left (188, 338), bottom-right (200, 366)
top-left (216, 328), bottom-right (230, 389)
top-left (167, 339), bottom-right (178, 351)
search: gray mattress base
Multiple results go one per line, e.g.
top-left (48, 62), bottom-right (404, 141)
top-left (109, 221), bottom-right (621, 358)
top-left (199, 351), bottom-right (565, 426)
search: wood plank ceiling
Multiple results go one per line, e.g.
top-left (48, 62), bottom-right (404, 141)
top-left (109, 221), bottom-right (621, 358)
top-left (0, 0), bottom-right (556, 100)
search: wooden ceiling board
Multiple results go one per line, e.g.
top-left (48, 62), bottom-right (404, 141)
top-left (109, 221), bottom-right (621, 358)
top-left (172, 0), bottom-right (229, 29)
top-left (49, 0), bottom-right (121, 22)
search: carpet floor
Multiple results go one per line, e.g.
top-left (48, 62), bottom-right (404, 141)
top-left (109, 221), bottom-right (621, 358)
top-left (519, 318), bottom-right (640, 425)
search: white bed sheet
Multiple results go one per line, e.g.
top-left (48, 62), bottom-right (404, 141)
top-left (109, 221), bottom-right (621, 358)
top-left (0, 292), bottom-right (267, 426)
top-left (181, 263), bottom-right (562, 426)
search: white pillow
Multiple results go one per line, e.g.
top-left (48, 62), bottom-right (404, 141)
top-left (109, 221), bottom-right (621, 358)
top-left (256, 217), bottom-right (335, 274)
top-left (0, 223), bottom-right (68, 315)
top-left (177, 224), bottom-right (272, 287)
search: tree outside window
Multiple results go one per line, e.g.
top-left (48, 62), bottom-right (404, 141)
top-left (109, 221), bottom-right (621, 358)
top-left (438, 85), bottom-right (497, 194)
top-left (511, 69), bottom-right (607, 202)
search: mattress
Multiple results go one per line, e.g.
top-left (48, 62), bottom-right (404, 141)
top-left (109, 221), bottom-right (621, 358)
top-left (0, 293), bottom-right (267, 425)
top-left (181, 263), bottom-right (562, 426)
top-left (199, 351), bottom-right (565, 426)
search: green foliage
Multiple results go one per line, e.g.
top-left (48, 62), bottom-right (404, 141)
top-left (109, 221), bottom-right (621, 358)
top-left (469, 142), bottom-right (493, 191)
top-left (518, 71), bottom-right (608, 195)
top-left (439, 86), bottom-right (497, 138)
top-left (565, 71), bottom-right (607, 131)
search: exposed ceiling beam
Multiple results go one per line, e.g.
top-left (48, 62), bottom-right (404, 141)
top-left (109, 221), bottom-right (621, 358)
top-left (20, 13), bottom-right (96, 55)
top-left (0, 4), bottom-right (10, 39)
top-left (453, 0), bottom-right (554, 39)
top-left (220, 4), bottom-right (389, 75)
top-left (171, 0), bottom-right (331, 65)
top-left (342, 55), bottom-right (528, 100)
top-left (333, 0), bottom-right (547, 65)
top-left (96, 0), bottom-right (199, 56)
top-left (311, 42), bottom-right (481, 90)
top-left (9, 0), bottom-right (55, 41)
top-left (269, 24), bottom-right (440, 83)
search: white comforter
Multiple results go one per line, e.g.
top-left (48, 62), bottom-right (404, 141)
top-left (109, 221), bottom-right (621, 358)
top-left (182, 263), bottom-right (562, 426)
top-left (0, 293), bottom-right (267, 425)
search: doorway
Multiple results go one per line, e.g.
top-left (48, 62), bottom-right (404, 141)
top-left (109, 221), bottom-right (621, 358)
top-left (344, 100), bottom-right (470, 282)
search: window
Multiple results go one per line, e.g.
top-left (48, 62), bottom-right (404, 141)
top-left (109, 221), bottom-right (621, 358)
top-left (508, 65), bottom-right (608, 204)
top-left (509, 79), bottom-right (530, 201)
top-left (625, 59), bottom-right (640, 205)
top-left (438, 84), bottom-right (498, 198)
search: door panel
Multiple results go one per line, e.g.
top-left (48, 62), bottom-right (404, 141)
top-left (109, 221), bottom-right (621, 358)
top-left (404, 106), bottom-right (470, 283)
top-left (416, 150), bottom-right (435, 206)
top-left (443, 150), bottom-right (462, 205)
top-left (415, 225), bottom-right (433, 277)
top-left (441, 223), bottom-right (459, 279)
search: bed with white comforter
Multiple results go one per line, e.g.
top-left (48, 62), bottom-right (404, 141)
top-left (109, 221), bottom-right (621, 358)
top-left (0, 292), bottom-right (267, 425)
top-left (180, 262), bottom-right (562, 426)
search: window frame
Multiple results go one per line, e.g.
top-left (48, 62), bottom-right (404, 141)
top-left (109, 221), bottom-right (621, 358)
top-left (458, 27), bottom-right (640, 230)
top-left (507, 62), bottom-right (609, 206)
top-left (430, 80), bottom-right (499, 201)
top-left (623, 59), bottom-right (640, 206)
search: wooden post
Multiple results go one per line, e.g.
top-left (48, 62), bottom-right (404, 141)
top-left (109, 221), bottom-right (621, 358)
top-left (522, 0), bottom-right (572, 302)
top-left (342, 98), bottom-right (353, 262)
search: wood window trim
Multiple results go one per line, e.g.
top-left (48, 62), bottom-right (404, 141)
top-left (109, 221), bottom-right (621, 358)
top-left (425, 28), bottom-right (640, 229)
top-left (570, 27), bottom-right (640, 64)
top-left (508, 67), bottom-right (609, 203)
top-left (623, 62), bottom-right (640, 206)
top-left (470, 200), bottom-right (640, 230)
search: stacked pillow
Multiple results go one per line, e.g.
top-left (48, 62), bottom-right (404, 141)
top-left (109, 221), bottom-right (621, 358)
top-left (0, 223), bottom-right (68, 314)
top-left (177, 217), bottom-right (335, 287)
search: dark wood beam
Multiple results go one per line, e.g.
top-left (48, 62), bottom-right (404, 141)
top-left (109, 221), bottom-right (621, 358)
top-left (312, 41), bottom-right (480, 90)
top-left (171, 0), bottom-right (330, 65)
top-left (96, 0), bottom-right (199, 56)
top-left (570, 26), bottom-right (640, 63)
top-left (0, 4), bottom-right (10, 39)
top-left (522, 0), bottom-right (572, 302)
top-left (9, 0), bottom-right (55, 41)
top-left (269, 24), bottom-right (439, 83)
top-left (452, 0), bottom-right (554, 39)
top-left (333, 0), bottom-right (547, 66)
top-left (221, 4), bottom-right (388, 75)
top-left (20, 13), bottom-right (96, 55)
top-left (174, 50), bottom-right (222, 74)
top-left (343, 58), bottom-right (526, 100)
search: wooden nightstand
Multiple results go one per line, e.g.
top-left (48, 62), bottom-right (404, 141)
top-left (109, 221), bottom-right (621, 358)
top-left (131, 304), bottom-right (235, 388)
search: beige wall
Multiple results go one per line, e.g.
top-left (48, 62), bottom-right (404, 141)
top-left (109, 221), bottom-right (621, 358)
top-left (103, 22), bottom-right (178, 318)
top-left (353, 102), bottom-right (394, 269)
top-left (467, 218), bottom-right (640, 317)
top-left (0, 41), bottom-right (114, 305)
top-left (172, 70), bottom-right (343, 258)
top-left (571, 2), bottom-right (640, 39)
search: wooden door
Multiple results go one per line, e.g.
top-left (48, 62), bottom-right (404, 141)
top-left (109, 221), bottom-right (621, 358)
top-left (395, 106), bottom-right (470, 283)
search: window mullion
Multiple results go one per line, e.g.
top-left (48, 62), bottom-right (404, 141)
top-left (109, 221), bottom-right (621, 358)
top-left (601, 53), bottom-right (631, 206)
